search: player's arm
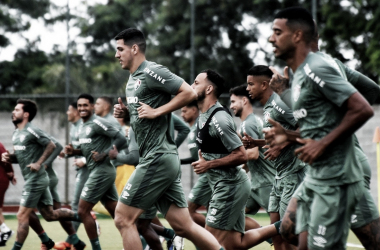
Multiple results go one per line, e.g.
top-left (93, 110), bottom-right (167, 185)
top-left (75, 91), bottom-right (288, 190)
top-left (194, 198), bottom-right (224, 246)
top-left (173, 114), bottom-right (190, 147)
top-left (138, 81), bottom-right (197, 119)
top-left (64, 144), bottom-right (82, 156)
top-left (181, 156), bottom-right (198, 165)
top-left (42, 138), bottom-right (63, 167)
top-left (28, 141), bottom-right (56, 172)
top-left (113, 150), bottom-right (139, 166)
top-left (93, 130), bottom-right (127, 162)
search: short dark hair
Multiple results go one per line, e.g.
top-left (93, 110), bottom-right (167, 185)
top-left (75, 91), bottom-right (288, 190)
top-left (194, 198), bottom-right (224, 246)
top-left (185, 100), bottom-right (199, 109)
top-left (114, 28), bottom-right (146, 53)
top-left (201, 69), bottom-right (225, 98)
top-left (274, 7), bottom-right (315, 44)
top-left (98, 96), bottom-right (113, 107)
top-left (229, 84), bottom-right (253, 104)
top-left (77, 93), bottom-right (94, 104)
top-left (247, 65), bottom-right (273, 79)
top-left (17, 99), bottom-right (37, 122)
top-left (70, 101), bottom-right (77, 109)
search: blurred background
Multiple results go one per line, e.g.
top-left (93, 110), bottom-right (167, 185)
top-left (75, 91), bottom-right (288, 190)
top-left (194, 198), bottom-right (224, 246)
top-left (0, 0), bottom-right (379, 207)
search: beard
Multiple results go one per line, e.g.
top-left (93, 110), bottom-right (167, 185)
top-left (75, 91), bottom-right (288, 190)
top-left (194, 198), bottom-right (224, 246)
top-left (197, 90), bottom-right (206, 102)
top-left (234, 108), bottom-right (242, 118)
top-left (12, 117), bottom-right (22, 126)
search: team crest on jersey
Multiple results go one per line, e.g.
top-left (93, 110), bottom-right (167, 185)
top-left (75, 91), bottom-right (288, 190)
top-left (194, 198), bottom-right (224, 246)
top-left (293, 84), bottom-right (301, 102)
top-left (20, 135), bottom-right (25, 142)
top-left (134, 79), bottom-right (141, 90)
top-left (85, 127), bottom-right (91, 135)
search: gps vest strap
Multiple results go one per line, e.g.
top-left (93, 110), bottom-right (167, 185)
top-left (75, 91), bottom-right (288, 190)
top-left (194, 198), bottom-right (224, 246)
top-left (196, 107), bottom-right (229, 154)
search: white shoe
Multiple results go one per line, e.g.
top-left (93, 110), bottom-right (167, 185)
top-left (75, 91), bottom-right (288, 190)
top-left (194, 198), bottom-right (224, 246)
top-left (172, 236), bottom-right (184, 250)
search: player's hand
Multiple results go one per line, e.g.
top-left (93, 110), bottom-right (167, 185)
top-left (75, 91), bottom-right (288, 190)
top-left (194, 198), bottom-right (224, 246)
top-left (294, 138), bottom-right (325, 165)
top-left (114, 97), bottom-right (128, 118)
top-left (263, 118), bottom-right (288, 146)
top-left (73, 158), bottom-right (85, 168)
top-left (1, 150), bottom-right (12, 164)
top-left (7, 172), bottom-right (17, 185)
top-left (11, 176), bottom-right (17, 185)
top-left (91, 151), bottom-right (107, 162)
top-left (263, 144), bottom-right (282, 161)
top-left (27, 162), bottom-right (41, 172)
top-left (137, 102), bottom-right (158, 119)
top-left (108, 145), bottom-right (118, 160)
top-left (269, 66), bottom-right (290, 95)
top-left (64, 144), bottom-right (74, 155)
top-left (191, 150), bottom-right (209, 174)
top-left (58, 151), bottom-right (65, 159)
top-left (241, 132), bottom-right (263, 149)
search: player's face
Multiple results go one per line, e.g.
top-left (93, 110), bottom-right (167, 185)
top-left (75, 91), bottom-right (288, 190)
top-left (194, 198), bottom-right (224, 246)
top-left (77, 98), bottom-right (94, 122)
top-left (115, 39), bottom-right (133, 70)
top-left (268, 18), bottom-right (296, 60)
top-left (181, 106), bottom-right (197, 123)
top-left (229, 94), bottom-right (244, 118)
top-left (66, 105), bottom-right (78, 122)
top-left (246, 75), bottom-right (265, 101)
top-left (12, 104), bottom-right (25, 125)
top-left (192, 73), bottom-right (210, 101)
top-left (94, 98), bottom-right (108, 116)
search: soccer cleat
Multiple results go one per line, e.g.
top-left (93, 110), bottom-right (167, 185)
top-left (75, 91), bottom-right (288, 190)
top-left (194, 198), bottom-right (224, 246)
top-left (41, 238), bottom-right (55, 250)
top-left (0, 230), bottom-right (14, 246)
top-left (72, 240), bottom-right (86, 250)
top-left (172, 236), bottom-right (184, 250)
top-left (53, 241), bottom-right (71, 250)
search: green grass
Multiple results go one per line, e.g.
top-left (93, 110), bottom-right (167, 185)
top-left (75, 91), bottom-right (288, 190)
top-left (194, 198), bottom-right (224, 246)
top-left (2, 213), bottom-right (363, 250)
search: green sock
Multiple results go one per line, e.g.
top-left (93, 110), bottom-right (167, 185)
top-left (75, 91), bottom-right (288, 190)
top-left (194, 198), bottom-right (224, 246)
top-left (38, 232), bottom-right (50, 243)
top-left (73, 213), bottom-right (82, 222)
top-left (163, 227), bottom-right (175, 239)
top-left (66, 234), bottom-right (79, 245)
top-left (274, 220), bottom-right (282, 234)
top-left (12, 241), bottom-right (23, 250)
top-left (220, 248), bottom-right (225, 250)
top-left (90, 238), bottom-right (101, 250)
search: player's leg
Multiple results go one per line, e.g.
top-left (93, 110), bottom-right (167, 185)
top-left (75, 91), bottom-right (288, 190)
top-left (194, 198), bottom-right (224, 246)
top-left (244, 190), bottom-right (262, 231)
top-left (280, 197), bottom-right (299, 246)
top-left (71, 167), bottom-right (89, 231)
top-left (137, 218), bottom-right (163, 250)
top-left (27, 211), bottom-right (56, 249)
top-left (114, 202), bottom-right (145, 250)
top-left (187, 174), bottom-right (211, 227)
top-left (12, 206), bottom-right (34, 249)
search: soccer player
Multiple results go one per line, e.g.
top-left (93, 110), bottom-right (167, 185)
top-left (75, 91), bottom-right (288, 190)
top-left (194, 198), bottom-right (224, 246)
top-left (113, 28), bottom-right (223, 250)
top-left (264, 9), bottom-right (380, 249)
top-left (266, 7), bottom-right (374, 249)
top-left (191, 69), bottom-right (281, 249)
top-left (245, 65), bottom-right (306, 249)
top-left (1, 99), bottom-right (84, 250)
top-left (0, 142), bottom-right (15, 247)
top-left (95, 96), bottom-right (121, 130)
top-left (64, 93), bottom-right (126, 250)
top-left (170, 113), bottom-right (190, 148)
top-left (180, 101), bottom-right (212, 230)
top-left (229, 85), bottom-right (276, 232)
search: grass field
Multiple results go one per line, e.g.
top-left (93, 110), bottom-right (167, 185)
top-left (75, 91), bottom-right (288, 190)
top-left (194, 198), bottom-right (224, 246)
top-left (1, 213), bottom-right (364, 250)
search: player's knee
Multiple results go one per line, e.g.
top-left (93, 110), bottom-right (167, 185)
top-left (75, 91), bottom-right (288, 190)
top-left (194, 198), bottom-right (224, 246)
top-left (17, 211), bottom-right (29, 222)
top-left (114, 213), bottom-right (134, 230)
top-left (40, 207), bottom-right (56, 221)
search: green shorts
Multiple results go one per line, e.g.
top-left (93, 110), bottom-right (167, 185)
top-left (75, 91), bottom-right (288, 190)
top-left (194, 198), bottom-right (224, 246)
top-left (188, 174), bottom-right (212, 207)
top-left (295, 181), bottom-right (364, 250)
top-left (72, 166), bottom-right (90, 212)
top-left (80, 166), bottom-right (118, 205)
top-left (206, 178), bottom-right (250, 234)
top-left (119, 153), bottom-right (187, 217)
top-left (139, 206), bottom-right (157, 220)
top-left (47, 168), bottom-right (60, 203)
top-left (21, 175), bottom-right (53, 209)
top-left (246, 185), bottom-right (272, 214)
top-left (268, 168), bottom-right (305, 218)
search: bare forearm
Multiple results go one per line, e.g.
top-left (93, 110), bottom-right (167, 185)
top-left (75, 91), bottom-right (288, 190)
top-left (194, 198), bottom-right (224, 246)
top-left (36, 142), bottom-right (56, 165)
top-left (207, 146), bottom-right (247, 169)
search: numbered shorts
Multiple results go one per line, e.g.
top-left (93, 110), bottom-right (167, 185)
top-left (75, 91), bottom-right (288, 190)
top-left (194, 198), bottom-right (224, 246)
top-left (21, 175), bottom-right (53, 209)
top-left (295, 181), bottom-right (364, 250)
top-left (119, 153), bottom-right (187, 217)
top-left (72, 166), bottom-right (90, 212)
top-left (80, 166), bottom-right (118, 204)
top-left (206, 178), bottom-right (250, 234)
top-left (246, 185), bottom-right (272, 214)
top-left (268, 168), bottom-right (305, 218)
top-left (188, 174), bottom-right (212, 207)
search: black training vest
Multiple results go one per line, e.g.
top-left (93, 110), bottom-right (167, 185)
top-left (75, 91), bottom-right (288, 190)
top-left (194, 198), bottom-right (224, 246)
top-left (196, 107), bottom-right (230, 154)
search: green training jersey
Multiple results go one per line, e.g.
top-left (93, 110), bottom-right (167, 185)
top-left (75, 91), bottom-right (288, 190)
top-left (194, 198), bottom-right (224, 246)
top-left (12, 122), bottom-right (51, 181)
top-left (125, 60), bottom-right (184, 158)
top-left (263, 93), bottom-right (305, 178)
top-left (198, 102), bottom-right (248, 186)
top-left (170, 113), bottom-right (190, 147)
top-left (77, 115), bottom-right (121, 171)
top-left (70, 119), bottom-right (81, 151)
top-left (239, 113), bottom-right (275, 189)
top-left (101, 113), bottom-right (122, 130)
top-left (187, 119), bottom-right (199, 162)
top-left (292, 52), bottom-right (362, 185)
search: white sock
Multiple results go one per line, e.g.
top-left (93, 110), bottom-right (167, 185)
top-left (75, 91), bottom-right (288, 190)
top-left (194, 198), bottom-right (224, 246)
top-left (0, 223), bottom-right (10, 232)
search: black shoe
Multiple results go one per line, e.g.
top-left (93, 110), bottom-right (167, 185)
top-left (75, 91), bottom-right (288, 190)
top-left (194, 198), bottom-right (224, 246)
top-left (73, 240), bottom-right (86, 250)
top-left (0, 231), bottom-right (14, 247)
top-left (41, 238), bottom-right (55, 250)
